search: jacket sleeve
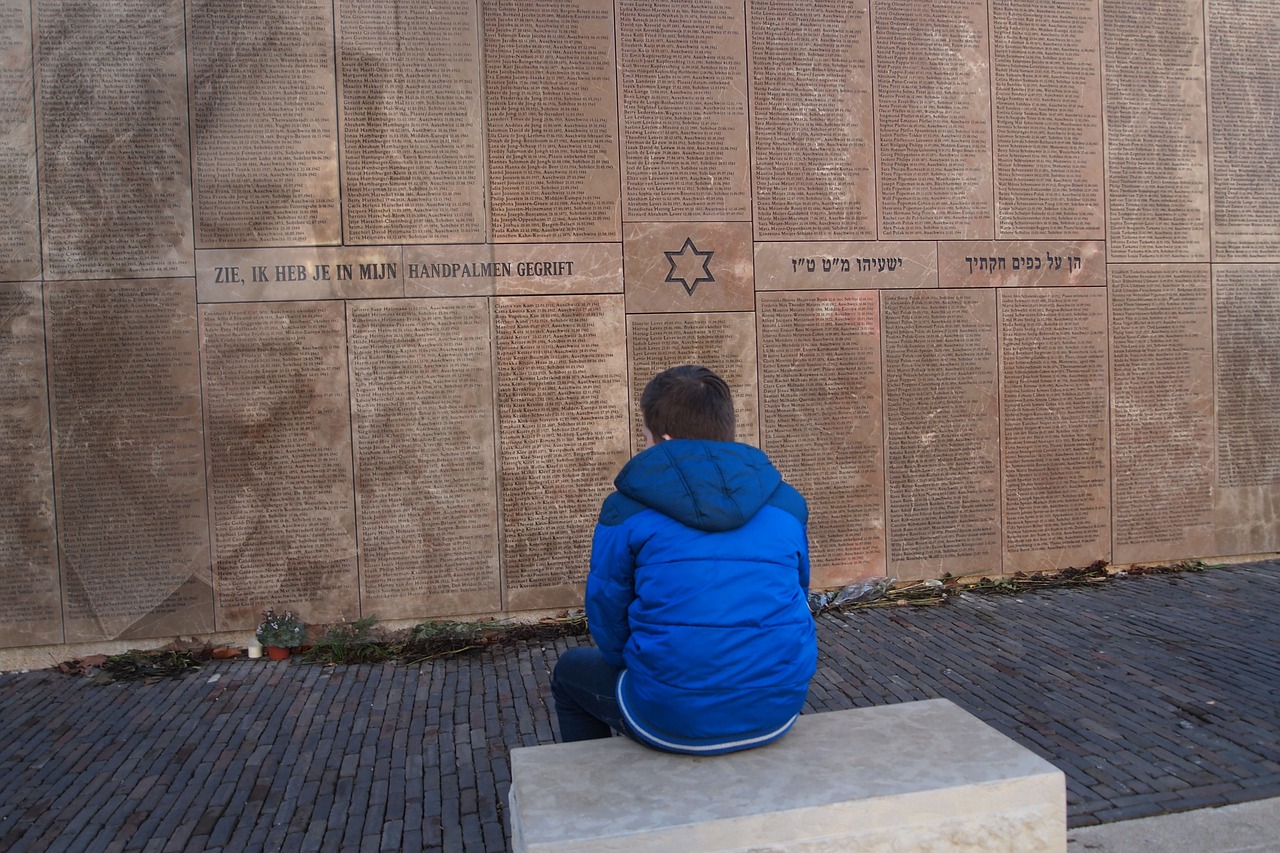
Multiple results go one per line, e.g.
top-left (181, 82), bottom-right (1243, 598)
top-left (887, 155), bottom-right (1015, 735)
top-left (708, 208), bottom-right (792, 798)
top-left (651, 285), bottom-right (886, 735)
top-left (585, 509), bottom-right (637, 668)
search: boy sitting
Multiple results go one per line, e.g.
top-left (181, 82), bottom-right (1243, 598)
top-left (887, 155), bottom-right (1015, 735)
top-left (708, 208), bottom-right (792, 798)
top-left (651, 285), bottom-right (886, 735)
top-left (551, 365), bottom-right (817, 754)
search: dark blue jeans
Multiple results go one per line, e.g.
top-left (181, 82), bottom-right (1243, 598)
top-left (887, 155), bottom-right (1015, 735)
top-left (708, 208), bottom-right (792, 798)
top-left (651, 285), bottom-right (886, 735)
top-left (551, 646), bottom-right (634, 742)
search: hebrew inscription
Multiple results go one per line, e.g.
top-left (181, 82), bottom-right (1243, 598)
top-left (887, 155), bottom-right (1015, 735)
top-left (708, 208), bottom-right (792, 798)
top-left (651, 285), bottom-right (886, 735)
top-left (349, 298), bottom-right (499, 618)
top-left (759, 291), bottom-right (886, 588)
top-left (47, 280), bottom-right (211, 642)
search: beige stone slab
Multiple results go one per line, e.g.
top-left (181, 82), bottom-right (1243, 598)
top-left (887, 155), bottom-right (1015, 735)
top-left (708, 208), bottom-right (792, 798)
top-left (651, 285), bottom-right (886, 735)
top-left (196, 246), bottom-right (402, 302)
top-left (0, 0), bottom-right (40, 283)
top-left (348, 298), bottom-right (500, 619)
top-left (999, 288), bottom-right (1111, 574)
top-left (1101, 0), bottom-right (1209, 263)
top-left (1206, 3), bottom-right (1280, 262)
top-left (882, 289), bottom-right (1001, 580)
top-left (872, 0), bottom-right (994, 240)
top-left (483, 0), bottom-right (620, 242)
top-left (939, 241), bottom-right (1105, 288)
top-left (624, 222), bottom-right (754, 313)
top-left (187, 0), bottom-right (340, 248)
top-left (403, 243), bottom-right (623, 298)
top-left (495, 295), bottom-right (630, 611)
top-left (990, 0), bottom-right (1104, 240)
top-left (34, 0), bottom-right (193, 279)
top-left (626, 313), bottom-right (760, 450)
top-left (747, 0), bottom-right (875, 241)
top-left (510, 700), bottom-right (1066, 852)
top-left (1213, 264), bottom-right (1280, 557)
top-left (336, 0), bottom-right (486, 245)
top-left (1109, 264), bottom-right (1215, 565)
top-left (0, 282), bottom-right (60, 648)
top-left (46, 280), bottom-right (212, 643)
top-left (201, 301), bottom-right (358, 630)
top-left (617, 0), bottom-right (750, 222)
top-left (758, 291), bottom-right (886, 589)
top-left (754, 241), bottom-right (936, 290)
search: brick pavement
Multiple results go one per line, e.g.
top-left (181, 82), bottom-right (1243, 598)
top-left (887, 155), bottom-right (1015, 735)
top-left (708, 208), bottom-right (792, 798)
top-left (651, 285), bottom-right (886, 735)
top-left (0, 560), bottom-right (1276, 851)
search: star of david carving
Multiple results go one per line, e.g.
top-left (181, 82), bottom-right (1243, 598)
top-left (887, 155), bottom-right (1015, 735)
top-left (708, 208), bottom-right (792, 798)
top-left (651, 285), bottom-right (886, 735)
top-left (664, 237), bottom-right (715, 296)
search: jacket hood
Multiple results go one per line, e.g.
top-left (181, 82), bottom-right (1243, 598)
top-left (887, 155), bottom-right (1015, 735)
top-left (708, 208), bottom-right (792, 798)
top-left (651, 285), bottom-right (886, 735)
top-left (613, 439), bottom-right (783, 532)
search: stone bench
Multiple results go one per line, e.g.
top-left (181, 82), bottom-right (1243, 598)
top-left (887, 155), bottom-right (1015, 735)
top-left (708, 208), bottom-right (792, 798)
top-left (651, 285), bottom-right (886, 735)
top-left (508, 698), bottom-right (1066, 852)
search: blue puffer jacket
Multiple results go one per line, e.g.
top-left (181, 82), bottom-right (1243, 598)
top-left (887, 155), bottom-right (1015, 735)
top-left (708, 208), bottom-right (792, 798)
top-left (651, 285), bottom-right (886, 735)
top-left (586, 439), bottom-right (818, 755)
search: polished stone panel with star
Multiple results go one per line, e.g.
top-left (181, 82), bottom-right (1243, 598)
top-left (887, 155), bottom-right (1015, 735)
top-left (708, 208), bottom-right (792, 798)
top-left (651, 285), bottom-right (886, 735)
top-left (622, 222), bottom-right (754, 313)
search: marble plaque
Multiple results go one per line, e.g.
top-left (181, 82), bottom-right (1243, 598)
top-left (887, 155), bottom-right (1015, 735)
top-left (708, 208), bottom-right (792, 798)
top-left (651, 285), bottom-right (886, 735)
top-left (872, 0), bottom-right (994, 240)
top-left (990, 0), bottom-right (1104, 240)
top-left (617, 0), bottom-right (750, 221)
top-left (754, 241), bottom-right (936, 291)
top-left (758, 291), bottom-right (886, 588)
top-left (1213, 264), bottom-right (1280, 556)
top-left (1206, 1), bottom-right (1280, 261)
top-left (747, 0), bottom-right (875, 241)
top-left (0, 283), bottom-right (60, 647)
top-left (483, 0), bottom-right (620, 242)
top-left (494, 295), bottom-right (630, 610)
top-left (999, 288), bottom-right (1110, 573)
top-left (0, 0), bottom-right (39, 283)
top-left (336, 0), bottom-right (485, 245)
top-left (883, 290), bottom-right (1001, 580)
top-left (626, 312), bottom-right (760, 450)
top-left (404, 243), bottom-right (623, 298)
top-left (187, 0), bottom-right (340, 248)
top-left (349, 298), bottom-right (499, 619)
top-left (46, 280), bottom-right (212, 642)
top-left (34, 0), bottom-right (193, 280)
top-left (201, 301), bottom-right (358, 629)
top-left (938, 241), bottom-right (1106, 288)
top-left (1101, 0), bottom-right (1210, 262)
top-left (624, 222), bottom-right (754, 313)
top-left (1109, 264), bottom-right (1215, 565)
top-left (196, 246), bottom-right (402, 302)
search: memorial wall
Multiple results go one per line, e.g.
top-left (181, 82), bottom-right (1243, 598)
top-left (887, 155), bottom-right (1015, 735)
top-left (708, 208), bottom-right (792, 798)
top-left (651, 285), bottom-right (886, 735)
top-left (1, 0), bottom-right (1277, 652)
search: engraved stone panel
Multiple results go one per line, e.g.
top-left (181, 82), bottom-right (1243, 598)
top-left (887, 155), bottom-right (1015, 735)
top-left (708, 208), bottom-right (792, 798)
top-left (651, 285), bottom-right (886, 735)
top-left (747, 0), bottom-right (875, 241)
top-left (999, 288), bottom-right (1110, 573)
top-left (337, 0), bottom-right (485, 245)
top-left (195, 246), bottom-right (402, 303)
top-left (201, 301), bottom-right (357, 629)
top-left (495, 295), bottom-right (630, 610)
top-left (46, 280), bottom-right (211, 642)
top-left (403, 243), bottom-right (623, 298)
top-left (883, 290), bottom-right (1001, 580)
top-left (754, 241), bottom-right (936, 291)
top-left (873, 0), bottom-right (994, 240)
top-left (938, 241), bottom-right (1106, 288)
top-left (624, 222), bottom-right (754, 313)
top-left (627, 312), bottom-right (760, 450)
top-left (483, 0), bottom-right (620, 242)
top-left (349, 298), bottom-right (499, 619)
top-left (990, 0), bottom-right (1104, 240)
top-left (1206, 0), bottom-right (1280, 261)
top-left (1109, 264), bottom-right (1215, 564)
top-left (187, 0), bottom-right (340, 248)
top-left (618, 0), bottom-right (750, 221)
top-left (759, 291), bottom-right (886, 588)
top-left (1213, 264), bottom-right (1280, 555)
top-left (1102, 0), bottom-right (1210, 262)
top-left (34, 0), bottom-right (193, 279)
top-left (0, 283), bottom-right (60, 647)
top-left (0, 0), bottom-right (39, 283)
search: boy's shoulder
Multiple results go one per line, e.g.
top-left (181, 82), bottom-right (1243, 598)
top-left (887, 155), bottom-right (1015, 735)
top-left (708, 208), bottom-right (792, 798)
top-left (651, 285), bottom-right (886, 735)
top-left (598, 490), bottom-right (648, 527)
top-left (767, 480), bottom-right (808, 527)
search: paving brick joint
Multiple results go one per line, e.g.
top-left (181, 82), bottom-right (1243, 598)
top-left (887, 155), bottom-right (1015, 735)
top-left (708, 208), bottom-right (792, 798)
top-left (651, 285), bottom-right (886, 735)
top-left (0, 561), bottom-right (1276, 852)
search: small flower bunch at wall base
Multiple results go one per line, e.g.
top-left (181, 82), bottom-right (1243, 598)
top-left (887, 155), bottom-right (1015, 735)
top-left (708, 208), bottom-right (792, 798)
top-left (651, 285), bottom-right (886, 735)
top-left (256, 609), bottom-right (306, 659)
